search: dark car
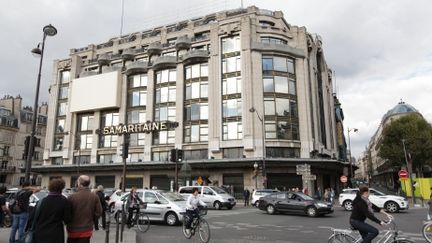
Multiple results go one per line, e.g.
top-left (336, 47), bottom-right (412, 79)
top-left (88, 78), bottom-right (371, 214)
top-left (257, 191), bottom-right (333, 217)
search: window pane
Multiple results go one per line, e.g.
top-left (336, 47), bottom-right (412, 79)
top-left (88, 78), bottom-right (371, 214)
top-left (226, 57), bottom-right (237, 73)
top-left (264, 100), bottom-right (275, 115)
top-left (227, 122), bottom-right (238, 140)
top-left (161, 70), bottom-right (169, 82)
top-left (169, 70), bottom-right (177, 81)
top-left (192, 64), bottom-right (200, 78)
top-left (60, 86), bottom-right (68, 99)
top-left (140, 91), bottom-right (147, 106)
top-left (201, 83), bottom-right (208, 98)
top-left (275, 76), bottom-right (288, 93)
top-left (186, 67), bottom-right (191, 79)
top-left (161, 87), bottom-right (168, 103)
top-left (191, 104), bottom-right (200, 120)
top-left (262, 58), bottom-right (273, 71)
top-left (200, 105), bottom-right (208, 120)
top-left (56, 119), bottom-right (65, 133)
top-left (263, 78), bottom-right (274, 92)
top-left (274, 56), bottom-right (287, 72)
top-left (287, 59), bottom-right (295, 74)
top-left (236, 57), bottom-right (241, 72)
top-left (226, 77), bottom-right (237, 94)
top-left (191, 125), bottom-right (199, 142)
top-left (275, 98), bottom-right (289, 116)
top-left (192, 82), bottom-right (200, 99)
top-left (289, 80), bottom-right (296, 95)
top-left (160, 107), bottom-right (168, 120)
top-left (168, 88), bottom-right (176, 102)
top-left (132, 92), bottom-right (140, 106)
top-left (185, 85), bottom-right (191, 100)
top-left (201, 64), bottom-right (208, 77)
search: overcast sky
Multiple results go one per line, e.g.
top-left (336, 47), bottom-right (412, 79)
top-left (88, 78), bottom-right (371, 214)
top-left (1, 0), bottom-right (431, 158)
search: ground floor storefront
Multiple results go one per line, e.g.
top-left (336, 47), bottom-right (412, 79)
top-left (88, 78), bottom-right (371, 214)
top-left (33, 158), bottom-right (348, 198)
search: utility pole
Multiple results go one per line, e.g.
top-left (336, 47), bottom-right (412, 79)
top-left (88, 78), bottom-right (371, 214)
top-left (121, 133), bottom-right (129, 193)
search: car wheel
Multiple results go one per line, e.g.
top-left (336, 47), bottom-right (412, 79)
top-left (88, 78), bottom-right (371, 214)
top-left (214, 201), bottom-right (222, 210)
top-left (306, 206), bottom-right (317, 217)
top-left (385, 201), bottom-right (399, 213)
top-left (343, 200), bottom-right (353, 211)
top-left (165, 212), bottom-right (178, 226)
top-left (254, 201), bottom-right (259, 207)
top-left (266, 205), bottom-right (276, 215)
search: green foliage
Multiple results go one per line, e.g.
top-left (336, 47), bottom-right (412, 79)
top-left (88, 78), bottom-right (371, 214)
top-left (378, 114), bottom-right (432, 169)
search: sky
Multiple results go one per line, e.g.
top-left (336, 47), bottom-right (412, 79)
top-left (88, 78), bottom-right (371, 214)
top-left (1, 0), bottom-right (431, 159)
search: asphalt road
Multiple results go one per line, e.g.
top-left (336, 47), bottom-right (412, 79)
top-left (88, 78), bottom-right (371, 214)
top-left (0, 205), bottom-right (428, 243)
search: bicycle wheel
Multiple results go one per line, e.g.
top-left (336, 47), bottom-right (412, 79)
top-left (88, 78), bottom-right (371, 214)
top-left (182, 216), bottom-right (193, 239)
top-left (137, 213), bottom-right (150, 233)
top-left (328, 233), bottom-right (356, 243)
top-left (424, 222), bottom-right (432, 243)
top-left (198, 218), bottom-right (211, 243)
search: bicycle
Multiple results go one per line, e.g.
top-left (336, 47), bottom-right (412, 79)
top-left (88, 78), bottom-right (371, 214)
top-left (328, 215), bottom-right (414, 243)
top-left (182, 207), bottom-right (211, 243)
top-left (117, 203), bottom-right (150, 233)
top-left (423, 220), bottom-right (432, 242)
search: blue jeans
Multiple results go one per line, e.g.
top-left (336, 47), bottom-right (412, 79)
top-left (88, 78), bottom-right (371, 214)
top-left (9, 212), bottom-right (28, 243)
top-left (350, 219), bottom-right (379, 243)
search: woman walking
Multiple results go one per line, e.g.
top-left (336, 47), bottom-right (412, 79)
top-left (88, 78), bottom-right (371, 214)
top-left (29, 178), bottom-right (72, 243)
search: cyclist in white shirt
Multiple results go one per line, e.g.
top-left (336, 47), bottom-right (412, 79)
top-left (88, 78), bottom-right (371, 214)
top-left (185, 188), bottom-right (206, 233)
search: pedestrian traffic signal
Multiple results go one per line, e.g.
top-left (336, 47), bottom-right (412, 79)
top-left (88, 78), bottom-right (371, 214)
top-left (121, 134), bottom-right (130, 159)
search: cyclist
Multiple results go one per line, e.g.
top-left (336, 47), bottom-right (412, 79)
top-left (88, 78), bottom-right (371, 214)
top-left (350, 186), bottom-right (390, 243)
top-left (126, 187), bottom-right (144, 228)
top-left (185, 187), bottom-right (206, 234)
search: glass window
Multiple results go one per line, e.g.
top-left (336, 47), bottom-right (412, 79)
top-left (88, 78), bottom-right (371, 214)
top-left (222, 147), bottom-right (243, 158)
top-left (263, 78), bottom-right (274, 92)
top-left (201, 83), bottom-right (208, 98)
top-left (222, 36), bottom-right (240, 54)
top-left (200, 104), bottom-right (208, 120)
top-left (144, 192), bottom-right (158, 203)
top-left (191, 82), bottom-right (200, 99)
top-left (274, 56), bottom-right (287, 72)
top-left (60, 70), bottom-right (71, 83)
top-left (264, 99), bottom-right (275, 116)
top-left (130, 133), bottom-right (145, 146)
top-left (287, 59), bottom-right (295, 74)
top-left (274, 76), bottom-right (288, 94)
top-left (223, 99), bottom-right (242, 117)
top-left (185, 66), bottom-right (191, 79)
top-left (58, 102), bottom-right (67, 116)
top-left (59, 86), bottom-right (68, 99)
top-left (128, 110), bottom-right (146, 124)
top-left (223, 122), bottom-right (242, 140)
top-left (192, 65), bottom-right (200, 78)
top-left (102, 112), bottom-right (119, 126)
top-left (130, 74), bottom-right (148, 87)
top-left (289, 80), bottom-right (296, 95)
top-left (275, 98), bottom-right (290, 116)
top-left (201, 64), bottom-right (208, 77)
top-left (131, 91), bottom-right (147, 106)
top-left (53, 137), bottom-right (63, 151)
top-left (56, 119), bottom-right (65, 133)
top-left (80, 134), bottom-right (93, 149)
top-left (262, 58), bottom-right (273, 71)
top-left (78, 114), bottom-right (94, 131)
top-left (191, 104), bottom-right (200, 120)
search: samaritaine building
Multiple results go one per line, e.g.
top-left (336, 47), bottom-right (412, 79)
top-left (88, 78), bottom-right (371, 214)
top-left (37, 6), bottom-right (346, 197)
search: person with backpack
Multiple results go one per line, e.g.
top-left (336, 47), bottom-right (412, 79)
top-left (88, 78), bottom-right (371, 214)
top-left (9, 181), bottom-right (40, 243)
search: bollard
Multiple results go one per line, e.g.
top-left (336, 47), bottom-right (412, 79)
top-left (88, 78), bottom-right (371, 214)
top-left (120, 203), bottom-right (125, 242)
top-left (105, 210), bottom-right (110, 243)
top-left (115, 211), bottom-right (120, 243)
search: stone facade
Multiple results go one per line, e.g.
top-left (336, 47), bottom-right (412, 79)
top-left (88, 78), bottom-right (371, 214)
top-left (35, 6), bottom-right (346, 197)
top-left (0, 95), bottom-right (47, 187)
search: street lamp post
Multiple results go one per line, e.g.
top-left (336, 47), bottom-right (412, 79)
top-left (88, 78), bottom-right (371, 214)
top-left (249, 107), bottom-right (266, 188)
top-left (347, 127), bottom-right (358, 185)
top-left (25, 24), bottom-right (57, 183)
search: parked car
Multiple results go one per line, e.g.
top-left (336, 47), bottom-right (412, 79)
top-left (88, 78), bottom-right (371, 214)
top-left (108, 189), bottom-right (124, 212)
top-left (257, 191), bottom-right (333, 217)
top-left (178, 186), bottom-right (236, 210)
top-left (251, 189), bottom-right (279, 207)
top-left (6, 190), bottom-right (50, 208)
top-left (338, 188), bottom-right (409, 213)
top-left (113, 189), bottom-right (186, 226)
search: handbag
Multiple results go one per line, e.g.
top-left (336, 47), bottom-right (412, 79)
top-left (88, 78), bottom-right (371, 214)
top-left (21, 198), bottom-right (45, 243)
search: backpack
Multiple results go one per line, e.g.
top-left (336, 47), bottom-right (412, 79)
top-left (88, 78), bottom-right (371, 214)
top-left (8, 191), bottom-right (24, 214)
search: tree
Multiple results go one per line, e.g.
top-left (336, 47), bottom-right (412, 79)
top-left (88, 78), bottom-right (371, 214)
top-left (378, 114), bottom-right (432, 173)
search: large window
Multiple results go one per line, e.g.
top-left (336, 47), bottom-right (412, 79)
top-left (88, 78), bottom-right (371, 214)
top-left (221, 36), bottom-right (242, 140)
top-left (60, 70), bottom-right (71, 83)
top-left (262, 56), bottom-right (298, 140)
top-left (184, 149), bottom-right (208, 160)
top-left (184, 63), bottom-right (209, 143)
top-left (76, 114), bottom-right (94, 150)
top-left (154, 69), bottom-right (177, 145)
top-left (266, 147), bottom-right (300, 158)
top-left (261, 37), bottom-right (287, 45)
top-left (57, 102), bottom-right (67, 116)
top-left (222, 147), bottom-right (243, 159)
top-left (99, 112), bottom-right (119, 148)
top-left (127, 73), bottom-right (148, 147)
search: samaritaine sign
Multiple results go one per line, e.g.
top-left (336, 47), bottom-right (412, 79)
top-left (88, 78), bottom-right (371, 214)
top-left (102, 121), bottom-right (177, 135)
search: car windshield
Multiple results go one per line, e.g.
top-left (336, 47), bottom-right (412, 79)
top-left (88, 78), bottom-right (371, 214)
top-left (159, 192), bottom-right (185, 201)
top-left (370, 189), bottom-right (385, 196)
top-left (296, 193), bottom-right (314, 201)
top-left (210, 187), bottom-right (227, 194)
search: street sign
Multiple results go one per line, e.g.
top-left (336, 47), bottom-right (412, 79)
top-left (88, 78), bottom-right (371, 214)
top-left (340, 176), bottom-right (348, 183)
top-left (302, 174), bottom-right (316, 181)
top-left (398, 170), bottom-right (408, 179)
top-left (296, 164), bottom-right (311, 175)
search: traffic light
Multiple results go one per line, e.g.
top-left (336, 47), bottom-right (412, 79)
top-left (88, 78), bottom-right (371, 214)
top-left (177, 149), bottom-right (183, 162)
top-left (170, 149), bottom-right (177, 162)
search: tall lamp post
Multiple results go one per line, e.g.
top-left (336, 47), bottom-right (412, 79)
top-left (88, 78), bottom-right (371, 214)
top-left (249, 107), bottom-right (266, 188)
top-left (347, 127), bottom-right (358, 184)
top-left (25, 24), bottom-right (57, 183)
top-left (253, 162), bottom-right (258, 189)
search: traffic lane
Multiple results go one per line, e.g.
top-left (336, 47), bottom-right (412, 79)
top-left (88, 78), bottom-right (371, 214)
top-left (135, 206), bottom-right (427, 243)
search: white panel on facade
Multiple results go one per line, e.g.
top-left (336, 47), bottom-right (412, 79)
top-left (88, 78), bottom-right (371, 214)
top-left (69, 71), bottom-right (121, 112)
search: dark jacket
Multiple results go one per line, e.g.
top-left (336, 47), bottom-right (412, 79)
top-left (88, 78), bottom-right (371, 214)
top-left (126, 192), bottom-right (143, 209)
top-left (350, 194), bottom-right (381, 224)
top-left (96, 190), bottom-right (107, 210)
top-left (30, 194), bottom-right (72, 243)
top-left (67, 187), bottom-right (102, 233)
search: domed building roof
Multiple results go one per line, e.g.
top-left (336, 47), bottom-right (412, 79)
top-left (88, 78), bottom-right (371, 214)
top-left (383, 100), bottom-right (419, 121)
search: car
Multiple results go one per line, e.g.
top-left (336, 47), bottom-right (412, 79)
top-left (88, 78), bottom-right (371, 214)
top-left (178, 186), bottom-right (236, 210)
top-left (257, 191), bottom-right (333, 217)
top-left (251, 189), bottom-right (279, 207)
top-left (108, 189), bottom-right (124, 212)
top-left (113, 189), bottom-right (186, 226)
top-left (338, 188), bottom-right (409, 213)
top-left (6, 190), bottom-right (50, 208)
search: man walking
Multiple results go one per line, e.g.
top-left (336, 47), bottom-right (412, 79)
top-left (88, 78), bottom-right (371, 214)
top-left (67, 175), bottom-right (102, 243)
top-left (94, 185), bottom-right (107, 230)
top-left (9, 181), bottom-right (40, 243)
top-left (243, 188), bottom-right (250, 207)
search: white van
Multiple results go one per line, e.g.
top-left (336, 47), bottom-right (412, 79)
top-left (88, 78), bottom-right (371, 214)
top-left (178, 186), bottom-right (236, 210)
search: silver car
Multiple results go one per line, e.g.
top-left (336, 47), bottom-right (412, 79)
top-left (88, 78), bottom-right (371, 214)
top-left (114, 189), bottom-right (186, 226)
